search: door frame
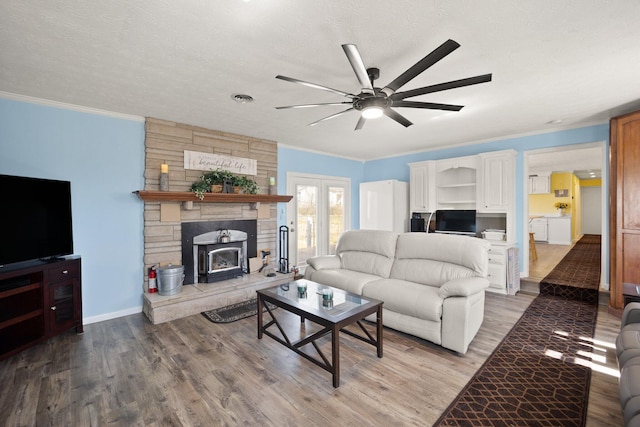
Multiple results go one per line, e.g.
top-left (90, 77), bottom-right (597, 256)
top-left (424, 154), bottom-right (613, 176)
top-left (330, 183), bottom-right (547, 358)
top-left (286, 172), bottom-right (351, 269)
top-left (522, 141), bottom-right (608, 289)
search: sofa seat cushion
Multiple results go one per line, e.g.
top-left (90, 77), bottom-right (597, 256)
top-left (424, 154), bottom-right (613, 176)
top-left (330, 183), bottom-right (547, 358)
top-left (625, 396), bottom-right (640, 427)
top-left (617, 323), bottom-right (640, 358)
top-left (620, 358), bottom-right (640, 410)
top-left (309, 269), bottom-right (381, 295)
top-left (363, 279), bottom-right (443, 322)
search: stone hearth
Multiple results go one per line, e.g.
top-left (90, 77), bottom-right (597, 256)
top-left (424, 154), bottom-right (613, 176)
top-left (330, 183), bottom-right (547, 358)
top-left (143, 271), bottom-right (293, 324)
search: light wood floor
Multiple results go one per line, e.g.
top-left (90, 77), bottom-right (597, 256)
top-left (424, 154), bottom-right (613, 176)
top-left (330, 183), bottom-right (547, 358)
top-left (528, 241), bottom-right (574, 282)
top-left (0, 289), bottom-right (623, 426)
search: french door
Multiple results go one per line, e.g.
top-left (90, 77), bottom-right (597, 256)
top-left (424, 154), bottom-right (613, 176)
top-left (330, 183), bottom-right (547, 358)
top-left (286, 173), bottom-right (350, 269)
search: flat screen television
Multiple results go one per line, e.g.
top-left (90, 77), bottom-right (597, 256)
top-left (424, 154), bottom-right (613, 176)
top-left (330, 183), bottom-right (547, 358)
top-left (435, 210), bottom-right (476, 235)
top-left (0, 174), bottom-right (74, 268)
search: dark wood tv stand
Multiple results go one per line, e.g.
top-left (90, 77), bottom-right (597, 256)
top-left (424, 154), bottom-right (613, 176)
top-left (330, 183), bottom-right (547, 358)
top-left (0, 256), bottom-right (82, 360)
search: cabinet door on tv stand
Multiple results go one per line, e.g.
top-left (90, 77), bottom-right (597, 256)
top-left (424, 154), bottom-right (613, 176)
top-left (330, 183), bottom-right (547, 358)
top-left (47, 280), bottom-right (77, 335)
top-left (45, 258), bottom-right (83, 336)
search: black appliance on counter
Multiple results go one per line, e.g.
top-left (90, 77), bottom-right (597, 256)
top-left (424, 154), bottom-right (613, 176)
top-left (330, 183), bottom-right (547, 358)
top-left (410, 217), bottom-right (425, 232)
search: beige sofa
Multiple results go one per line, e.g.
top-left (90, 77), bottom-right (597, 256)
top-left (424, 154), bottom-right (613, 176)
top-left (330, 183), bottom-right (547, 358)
top-left (304, 229), bottom-right (490, 354)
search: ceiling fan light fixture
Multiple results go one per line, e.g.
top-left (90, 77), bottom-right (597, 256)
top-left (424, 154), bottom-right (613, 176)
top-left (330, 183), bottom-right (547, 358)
top-left (362, 106), bottom-right (384, 119)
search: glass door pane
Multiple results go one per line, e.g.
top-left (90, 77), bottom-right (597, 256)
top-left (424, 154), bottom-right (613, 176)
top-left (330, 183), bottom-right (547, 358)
top-left (296, 184), bottom-right (318, 265)
top-left (328, 186), bottom-right (345, 255)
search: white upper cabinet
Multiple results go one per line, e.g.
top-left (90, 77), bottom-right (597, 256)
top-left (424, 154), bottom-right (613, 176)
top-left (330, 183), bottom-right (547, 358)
top-left (528, 175), bottom-right (550, 194)
top-left (478, 150), bottom-right (516, 212)
top-left (408, 160), bottom-right (435, 213)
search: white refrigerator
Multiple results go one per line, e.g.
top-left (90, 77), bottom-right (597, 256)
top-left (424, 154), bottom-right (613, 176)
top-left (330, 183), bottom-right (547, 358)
top-left (359, 180), bottom-right (409, 232)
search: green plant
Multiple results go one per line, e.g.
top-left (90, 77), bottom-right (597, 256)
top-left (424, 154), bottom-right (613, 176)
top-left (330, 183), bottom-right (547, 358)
top-left (190, 180), bottom-right (210, 200)
top-left (201, 169), bottom-right (236, 186)
top-left (554, 202), bottom-right (569, 210)
top-left (236, 175), bottom-right (259, 194)
top-left (189, 168), bottom-right (259, 197)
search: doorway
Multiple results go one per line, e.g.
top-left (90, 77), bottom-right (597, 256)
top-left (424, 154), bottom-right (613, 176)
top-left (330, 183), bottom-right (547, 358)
top-left (286, 172), bottom-right (351, 270)
top-left (522, 141), bottom-right (608, 289)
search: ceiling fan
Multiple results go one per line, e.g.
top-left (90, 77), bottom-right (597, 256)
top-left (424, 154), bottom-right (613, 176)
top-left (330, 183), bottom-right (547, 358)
top-left (275, 39), bottom-right (492, 130)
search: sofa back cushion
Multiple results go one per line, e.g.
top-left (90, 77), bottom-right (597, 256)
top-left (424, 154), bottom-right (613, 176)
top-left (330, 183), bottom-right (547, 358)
top-left (390, 233), bottom-right (489, 286)
top-left (336, 230), bottom-right (399, 278)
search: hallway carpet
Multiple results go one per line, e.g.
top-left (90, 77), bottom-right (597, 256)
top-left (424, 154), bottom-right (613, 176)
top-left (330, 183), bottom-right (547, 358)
top-left (434, 235), bottom-right (601, 426)
top-left (540, 234), bottom-right (601, 304)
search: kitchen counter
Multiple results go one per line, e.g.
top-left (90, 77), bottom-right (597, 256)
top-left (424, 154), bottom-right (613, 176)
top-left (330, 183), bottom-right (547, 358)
top-left (528, 215), bottom-right (572, 245)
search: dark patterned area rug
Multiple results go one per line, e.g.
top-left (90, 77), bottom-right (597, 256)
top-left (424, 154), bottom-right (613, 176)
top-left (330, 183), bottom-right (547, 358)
top-left (539, 234), bottom-right (601, 304)
top-left (434, 235), bottom-right (601, 426)
top-left (434, 295), bottom-right (598, 426)
top-left (202, 298), bottom-right (275, 323)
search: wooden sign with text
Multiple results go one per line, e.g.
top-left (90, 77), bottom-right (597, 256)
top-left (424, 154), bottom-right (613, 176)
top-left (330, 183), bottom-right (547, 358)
top-left (183, 150), bottom-right (257, 175)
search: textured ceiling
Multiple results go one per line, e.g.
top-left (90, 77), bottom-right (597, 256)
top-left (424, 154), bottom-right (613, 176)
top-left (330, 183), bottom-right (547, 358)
top-left (528, 146), bottom-right (603, 179)
top-left (1, 1), bottom-right (639, 161)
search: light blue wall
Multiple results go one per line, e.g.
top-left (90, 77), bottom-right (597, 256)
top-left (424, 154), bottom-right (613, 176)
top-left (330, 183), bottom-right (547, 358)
top-left (277, 146), bottom-right (364, 228)
top-left (0, 98), bottom-right (145, 321)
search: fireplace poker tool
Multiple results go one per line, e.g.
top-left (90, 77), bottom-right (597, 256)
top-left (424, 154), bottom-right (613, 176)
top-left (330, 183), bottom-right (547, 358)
top-left (258, 250), bottom-right (270, 273)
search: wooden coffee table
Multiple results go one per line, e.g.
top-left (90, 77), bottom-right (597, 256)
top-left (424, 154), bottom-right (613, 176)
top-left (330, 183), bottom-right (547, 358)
top-left (257, 279), bottom-right (383, 388)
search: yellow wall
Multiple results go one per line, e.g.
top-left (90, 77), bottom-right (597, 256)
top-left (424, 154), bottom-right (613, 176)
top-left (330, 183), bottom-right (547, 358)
top-left (529, 172), bottom-right (573, 214)
top-left (580, 178), bottom-right (602, 187)
top-left (572, 174), bottom-right (581, 241)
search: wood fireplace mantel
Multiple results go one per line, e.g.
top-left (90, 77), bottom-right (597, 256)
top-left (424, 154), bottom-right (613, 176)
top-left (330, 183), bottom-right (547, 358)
top-left (134, 190), bottom-right (292, 203)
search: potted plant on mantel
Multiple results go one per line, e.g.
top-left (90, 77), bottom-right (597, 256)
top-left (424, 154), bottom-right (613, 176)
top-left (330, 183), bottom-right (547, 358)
top-left (190, 169), bottom-right (259, 200)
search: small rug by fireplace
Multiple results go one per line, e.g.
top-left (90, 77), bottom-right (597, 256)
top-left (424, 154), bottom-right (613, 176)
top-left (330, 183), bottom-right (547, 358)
top-left (202, 299), bottom-right (275, 323)
top-left (433, 293), bottom-right (598, 426)
top-left (540, 234), bottom-right (601, 303)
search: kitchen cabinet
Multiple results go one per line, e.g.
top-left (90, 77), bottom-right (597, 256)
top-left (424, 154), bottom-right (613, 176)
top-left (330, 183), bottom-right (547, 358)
top-left (528, 175), bottom-right (550, 194)
top-left (530, 218), bottom-right (548, 241)
top-left (436, 155), bottom-right (478, 210)
top-left (478, 150), bottom-right (516, 212)
top-left (547, 216), bottom-right (572, 245)
top-left (408, 160), bottom-right (435, 213)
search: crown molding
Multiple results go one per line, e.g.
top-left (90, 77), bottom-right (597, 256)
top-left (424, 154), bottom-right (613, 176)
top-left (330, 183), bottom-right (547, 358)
top-left (0, 91), bottom-right (145, 122)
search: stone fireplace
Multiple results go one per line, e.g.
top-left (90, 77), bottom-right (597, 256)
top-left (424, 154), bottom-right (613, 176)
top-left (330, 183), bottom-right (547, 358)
top-left (140, 118), bottom-right (294, 324)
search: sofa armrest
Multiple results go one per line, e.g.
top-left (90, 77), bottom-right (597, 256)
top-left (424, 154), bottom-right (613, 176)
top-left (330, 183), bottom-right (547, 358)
top-left (438, 277), bottom-right (489, 298)
top-left (622, 302), bottom-right (640, 329)
top-left (306, 255), bottom-right (341, 271)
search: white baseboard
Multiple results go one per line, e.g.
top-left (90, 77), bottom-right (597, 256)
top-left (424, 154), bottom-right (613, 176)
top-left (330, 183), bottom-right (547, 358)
top-left (83, 305), bottom-right (143, 325)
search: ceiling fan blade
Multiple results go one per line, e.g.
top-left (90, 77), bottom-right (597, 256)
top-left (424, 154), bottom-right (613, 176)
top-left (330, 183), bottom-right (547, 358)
top-left (384, 108), bottom-right (413, 127)
top-left (390, 74), bottom-right (493, 101)
top-left (308, 108), bottom-right (354, 126)
top-left (381, 39), bottom-right (460, 96)
top-left (354, 116), bottom-right (366, 131)
top-left (342, 44), bottom-right (374, 94)
top-left (276, 75), bottom-right (355, 98)
top-left (276, 102), bottom-right (352, 109)
top-left (392, 101), bottom-right (464, 111)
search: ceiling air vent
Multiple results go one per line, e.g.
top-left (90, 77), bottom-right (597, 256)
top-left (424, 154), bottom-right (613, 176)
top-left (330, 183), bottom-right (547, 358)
top-left (231, 93), bottom-right (254, 103)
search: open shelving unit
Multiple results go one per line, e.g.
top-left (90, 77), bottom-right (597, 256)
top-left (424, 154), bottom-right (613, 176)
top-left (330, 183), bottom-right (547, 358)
top-left (436, 166), bottom-right (477, 210)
